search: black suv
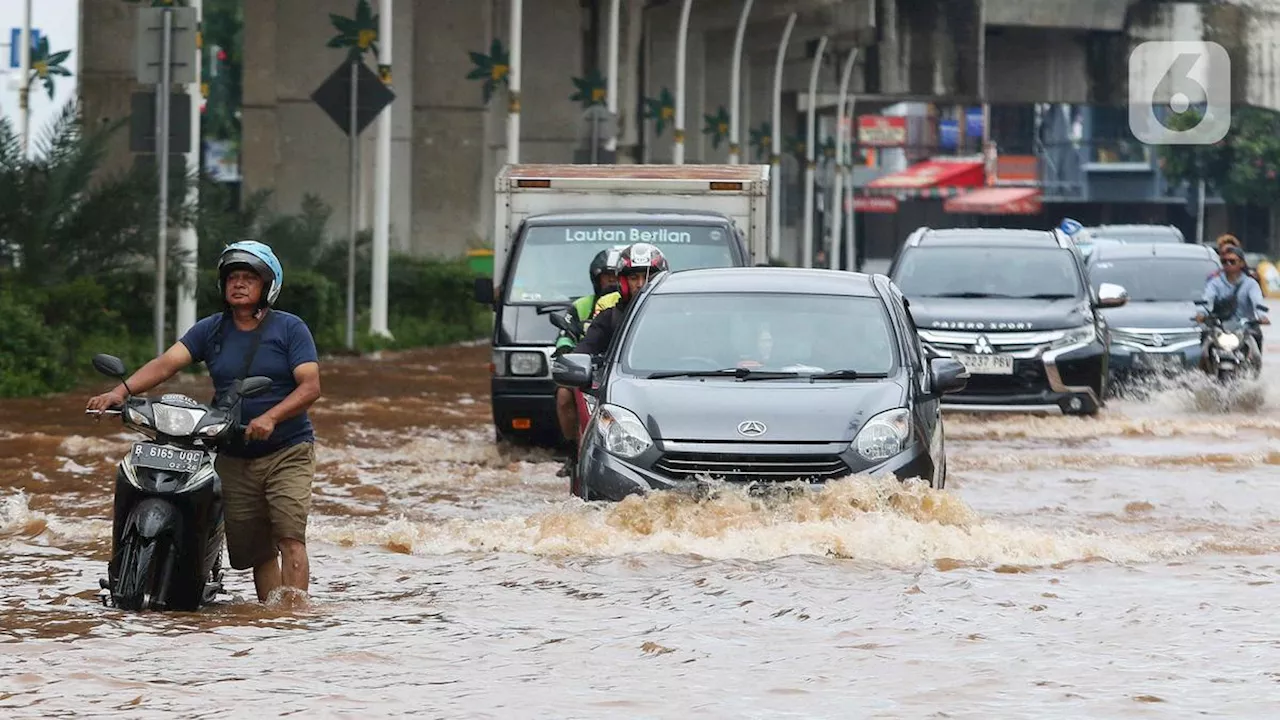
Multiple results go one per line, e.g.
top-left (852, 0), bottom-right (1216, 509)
top-left (550, 267), bottom-right (969, 501)
top-left (888, 227), bottom-right (1129, 416)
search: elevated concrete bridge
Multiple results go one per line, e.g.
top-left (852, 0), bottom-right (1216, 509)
top-left (78, 0), bottom-right (1280, 262)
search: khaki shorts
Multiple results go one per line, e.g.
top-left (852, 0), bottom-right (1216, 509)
top-left (216, 442), bottom-right (315, 570)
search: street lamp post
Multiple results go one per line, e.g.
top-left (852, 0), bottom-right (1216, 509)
top-left (802, 35), bottom-right (828, 269)
top-left (605, 0), bottom-right (620, 156)
top-left (769, 13), bottom-right (796, 262)
top-left (727, 0), bottom-right (755, 164)
top-left (831, 48), bottom-right (857, 272)
top-left (672, 0), bottom-right (693, 164)
top-left (507, 0), bottom-right (523, 164)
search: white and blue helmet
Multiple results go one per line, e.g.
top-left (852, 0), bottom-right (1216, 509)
top-left (218, 240), bottom-right (284, 307)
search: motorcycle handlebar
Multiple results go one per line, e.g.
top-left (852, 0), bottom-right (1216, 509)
top-left (84, 408), bottom-right (123, 416)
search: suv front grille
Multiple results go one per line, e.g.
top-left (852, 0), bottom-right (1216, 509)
top-left (959, 363), bottom-right (1050, 395)
top-left (654, 453), bottom-right (851, 483)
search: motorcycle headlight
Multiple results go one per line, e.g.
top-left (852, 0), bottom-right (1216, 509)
top-left (1051, 324), bottom-right (1096, 348)
top-left (596, 404), bottom-right (653, 459)
top-left (853, 408), bottom-right (912, 462)
top-left (1215, 332), bottom-right (1240, 351)
top-left (153, 404), bottom-right (204, 437)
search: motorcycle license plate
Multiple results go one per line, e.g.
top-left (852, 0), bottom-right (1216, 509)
top-left (953, 353), bottom-right (1014, 375)
top-left (132, 443), bottom-right (203, 473)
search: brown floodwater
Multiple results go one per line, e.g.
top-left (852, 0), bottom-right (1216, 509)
top-left (3, 335), bottom-right (1280, 717)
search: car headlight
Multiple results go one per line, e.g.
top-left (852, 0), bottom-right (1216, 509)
top-left (508, 351), bottom-right (545, 376)
top-left (153, 404), bottom-right (204, 437)
top-left (1215, 332), bottom-right (1240, 351)
top-left (853, 408), bottom-right (911, 462)
top-left (1051, 324), bottom-right (1096, 349)
top-left (595, 404), bottom-right (653, 459)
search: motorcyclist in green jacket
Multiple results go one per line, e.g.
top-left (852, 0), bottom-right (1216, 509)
top-left (553, 248), bottom-right (621, 356)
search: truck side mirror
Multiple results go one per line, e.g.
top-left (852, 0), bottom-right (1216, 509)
top-left (473, 277), bottom-right (495, 305)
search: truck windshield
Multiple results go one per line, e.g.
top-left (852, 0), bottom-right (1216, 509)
top-left (505, 224), bottom-right (738, 303)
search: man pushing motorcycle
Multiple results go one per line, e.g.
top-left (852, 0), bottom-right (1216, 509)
top-left (87, 240), bottom-right (322, 604)
top-left (553, 242), bottom-right (670, 476)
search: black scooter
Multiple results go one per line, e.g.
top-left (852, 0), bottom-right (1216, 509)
top-left (85, 353), bottom-right (272, 611)
top-left (1194, 299), bottom-right (1268, 383)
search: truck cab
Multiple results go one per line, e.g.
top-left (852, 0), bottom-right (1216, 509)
top-left (474, 164), bottom-right (770, 447)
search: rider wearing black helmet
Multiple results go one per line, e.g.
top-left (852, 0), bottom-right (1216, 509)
top-left (553, 248), bottom-right (621, 356)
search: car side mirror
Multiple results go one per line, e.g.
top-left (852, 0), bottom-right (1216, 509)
top-left (239, 376), bottom-right (274, 398)
top-left (551, 353), bottom-right (593, 389)
top-left (92, 353), bottom-right (127, 378)
top-left (1096, 282), bottom-right (1128, 308)
top-left (929, 357), bottom-right (969, 395)
top-left (473, 277), bottom-right (495, 306)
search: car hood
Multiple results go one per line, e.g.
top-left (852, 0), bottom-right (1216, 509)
top-left (907, 296), bottom-right (1090, 332)
top-left (1100, 300), bottom-right (1200, 329)
top-left (607, 376), bottom-right (907, 442)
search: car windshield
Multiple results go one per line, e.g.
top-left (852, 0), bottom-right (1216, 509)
top-left (1092, 228), bottom-right (1182, 244)
top-left (621, 292), bottom-right (898, 376)
top-left (505, 224), bottom-right (738, 303)
top-left (1089, 257), bottom-right (1218, 301)
top-left (893, 246), bottom-right (1084, 298)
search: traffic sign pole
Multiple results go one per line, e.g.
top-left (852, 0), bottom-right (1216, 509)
top-left (310, 54), bottom-right (395, 351)
top-left (154, 8), bottom-right (173, 357)
top-left (346, 57), bottom-right (359, 350)
top-left (18, 0), bottom-right (31, 156)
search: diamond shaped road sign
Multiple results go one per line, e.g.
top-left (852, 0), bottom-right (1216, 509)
top-left (311, 58), bottom-right (395, 137)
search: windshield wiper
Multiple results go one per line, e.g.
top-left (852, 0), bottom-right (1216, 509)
top-left (1021, 293), bottom-right (1076, 300)
top-left (807, 369), bottom-right (891, 381)
top-left (647, 367), bottom-right (800, 380)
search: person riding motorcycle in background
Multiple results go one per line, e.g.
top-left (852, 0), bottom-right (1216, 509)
top-left (1196, 245), bottom-right (1270, 360)
top-left (553, 248), bottom-right (621, 357)
top-left (553, 242), bottom-right (670, 476)
top-left (1210, 234), bottom-right (1262, 284)
top-left (552, 248), bottom-right (620, 475)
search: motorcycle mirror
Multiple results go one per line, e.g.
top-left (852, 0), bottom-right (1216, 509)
top-left (548, 311), bottom-right (578, 334)
top-left (239, 376), bottom-right (273, 398)
top-left (92, 354), bottom-right (127, 379)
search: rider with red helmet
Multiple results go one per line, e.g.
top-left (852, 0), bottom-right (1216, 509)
top-left (571, 242), bottom-right (670, 356)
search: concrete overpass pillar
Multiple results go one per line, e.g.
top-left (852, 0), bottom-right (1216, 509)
top-left (79, 0), bottom-right (143, 176)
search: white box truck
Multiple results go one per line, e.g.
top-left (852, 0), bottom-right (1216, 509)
top-left (473, 163), bottom-right (771, 447)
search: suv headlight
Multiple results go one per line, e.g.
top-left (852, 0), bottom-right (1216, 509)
top-left (1215, 332), bottom-right (1240, 351)
top-left (853, 408), bottom-right (911, 462)
top-left (596, 404), bottom-right (653, 459)
top-left (1051, 324), bottom-right (1096, 348)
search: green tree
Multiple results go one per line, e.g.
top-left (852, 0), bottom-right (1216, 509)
top-left (1159, 106), bottom-right (1280, 206)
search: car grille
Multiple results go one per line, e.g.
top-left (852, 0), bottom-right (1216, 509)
top-left (1110, 327), bottom-right (1200, 350)
top-left (918, 329), bottom-right (1067, 358)
top-left (654, 453), bottom-right (851, 483)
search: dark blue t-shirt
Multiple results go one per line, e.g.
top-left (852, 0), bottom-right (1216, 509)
top-left (179, 310), bottom-right (319, 458)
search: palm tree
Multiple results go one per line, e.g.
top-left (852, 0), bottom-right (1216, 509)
top-left (0, 100), bottom-right (192, 287)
